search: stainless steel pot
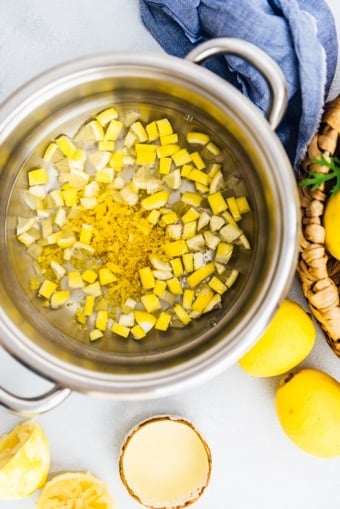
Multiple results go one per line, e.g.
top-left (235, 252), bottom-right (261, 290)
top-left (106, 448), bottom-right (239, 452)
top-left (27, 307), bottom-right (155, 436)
top-left (0, 39), bottom-right (299, 415)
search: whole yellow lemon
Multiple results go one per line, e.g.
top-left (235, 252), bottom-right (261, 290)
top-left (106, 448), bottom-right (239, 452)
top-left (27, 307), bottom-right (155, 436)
top-left (276, 369), bottom-right (340, 457)
top-left (324, 191), bottom-right (340, 260)
top-left (238, 299), bottom-right (316, 377)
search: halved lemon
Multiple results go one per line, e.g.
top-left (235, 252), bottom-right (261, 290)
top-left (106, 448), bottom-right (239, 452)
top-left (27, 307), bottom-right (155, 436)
top-left (36, 472), bottom-right (115, 509)
top-left (0, 420), bottom-right (50, 499)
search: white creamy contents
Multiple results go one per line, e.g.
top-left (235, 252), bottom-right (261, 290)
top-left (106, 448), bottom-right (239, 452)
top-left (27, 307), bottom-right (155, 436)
top-left (120, 418), bottom-right (211, 507)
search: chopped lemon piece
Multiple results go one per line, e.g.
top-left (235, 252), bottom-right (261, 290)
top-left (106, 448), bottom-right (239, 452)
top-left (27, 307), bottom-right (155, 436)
top-left (96, 106), bottom-right (118, 126)
top-left (220, 223), bottom-right (242, 242)
top-left (16, 217), bottom-right (37, 236)
top-left (134, 310), bottom-right (157, 333)
top-left (167, 277), bottom-right (183, 295)
top-left (61, 188), bottom-right (78, 207)
top-left (149, 255), bottom-right (171, 272)
top-left (146, 120), bottom-right (159, 141)
top-left (236, 195), bottom-right (251, 214)
top-left (83, 282), bottom-right (102, 297)
top-left (187, 262), bottom-right (215, 288)
top-left (164, 239), bottom-right (188, 257)
top-left (208, 163), bottom-right (222, 178)
top-left (172, 148), bottom-right (191, 167)
top-left (209, 215), bottom-right (225, 232)
top-left (174, 304), bottom-right (191, 325)
top-left (215, 242), bottom-right (233, 264)
top-left (135, 143), bottom-right (157, 164)
top-left (141, 191), bottom-right (170, 210)
top-left (109, 150), bottom-right (124, 171)
top-left (192, 286), bottom-right (214, 313)
top-left (170, 257), bottom-right (184, 277)
top-left (226, 196), bottom-right (241, 221)
top-left (161, 211), bottom-right (178, 225)
top-left (99, 267), bottom-right (117, 285)
top-left (98, 140), bottom-right (115, 151)
top-left (28, 168), bottom-right (48, 186)
top-left (89, 329), bottom-right (104, 341)
top-left (204, 231), bottom-right (220, 250)
top-left (206, 141), bottom-right (221, 155)
top-left (131, 324), bottom-right (147, 340)
top-left (38, 279), bottom-right (57, 299)
top-left (49, 189), bottom-right (64, 207)
top-left (181, 207), bottom-right (200, 224)
top-left (186, 234), bottom-right (205, 251)
top-left (181, 191), bottom-right (202, 207)
top-left (139, 267), bottom-right (155, 290)
top-left (130, 121), bottom-right (148, 142)
top-left (182, 289), bottom-right (195, 309)
top-left (75, 120), bottom-right (104, 142)
top-left (141, 293), bottom-right (161, 313)
top-left (222, 210), bottom-right (238, 227)
top-left (43, 142), bottom-right (61, 162)
top-left (208, 276), bottom-right (227, 295)
top-left (56, 135), bottom-right (77, 158)
top-left (226, 269), bottom-right (239, 288)
top-left (119, 313), bottom-right (135, 328)
top-left (50, 260), bottom-right (66, 280)
top-left (152, 269), bottom-right (173, 281)
top-left (182, 252), bottom-right (194, 273)
top-left (105, 119), bottom-right (123, 140)
top-left (95, 168), bottom-right (114, 183)
top-left (146, 209), bottom-right (161, 225)
top-left (239, 233), bottom-right (251, 250)
top-left (209, 170), bottom-right (224, 194)
top-left (84, 295), bottom-right (96, 316)
top-left (155, 312), bottom-right (172, 331)
top-left (182, 221), bottom-right (197, 240)
top-left (186, 131), bottom-right (210, 145)
top-left (159, 157), bottom-right (172, 175)
top-left (156, 118), bottom-right (173, 136)
top-left (208, 192), bottom-right (228, 215)
top-left (163, 169), bottom-right (181, 189)
top-left (153, 280), bottom-right (167, 297)
top-left (191, 152), bottom-right (206, 170)
top-left (50, 290), bottom-right (70, 309)
top-left (79, 223), bottom-right (94, 244)
top-left (160, 133), bottom-right (178, 145)
top-left (68, 271), bottom-right (84, 289)
top-left (157, 144), bottom-right (180, 158)
top-left (96, 310), bottom-right (108, 331)
top-left (167, 223), bottom-right (183, 240)
top-left (204, 293), bottom-right (222, 313)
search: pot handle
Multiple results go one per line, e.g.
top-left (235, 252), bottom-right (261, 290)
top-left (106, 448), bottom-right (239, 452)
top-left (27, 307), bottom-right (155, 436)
top-left (0, 384), bottom-right (71, 416)
top-left (185, 38), bottom-right (287, 130)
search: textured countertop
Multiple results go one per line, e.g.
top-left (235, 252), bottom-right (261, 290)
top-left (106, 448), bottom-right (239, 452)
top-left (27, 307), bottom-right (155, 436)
top-left (0, 2), bottom-right (340, 508)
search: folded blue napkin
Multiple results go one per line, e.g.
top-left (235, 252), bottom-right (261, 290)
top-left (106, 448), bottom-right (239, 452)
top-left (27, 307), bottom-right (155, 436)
top-left (140, 0), bottom-right (338, 172)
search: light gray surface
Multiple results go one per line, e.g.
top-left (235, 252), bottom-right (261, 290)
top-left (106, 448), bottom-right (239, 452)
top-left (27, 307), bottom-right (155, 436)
top-left (0, 2), bottom-right (339, 508)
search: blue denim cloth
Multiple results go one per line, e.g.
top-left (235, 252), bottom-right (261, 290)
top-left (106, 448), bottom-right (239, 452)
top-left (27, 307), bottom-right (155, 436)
top-left (140, 0), bottom-right (338, 172)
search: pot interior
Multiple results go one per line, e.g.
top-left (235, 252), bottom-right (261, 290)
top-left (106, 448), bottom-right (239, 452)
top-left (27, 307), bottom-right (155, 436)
top-left (0, 56), bottom-right (292, 380)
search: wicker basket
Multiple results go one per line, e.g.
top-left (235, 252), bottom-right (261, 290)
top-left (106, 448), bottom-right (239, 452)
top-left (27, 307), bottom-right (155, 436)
top-left (298, 96), bottom-right (340, 356)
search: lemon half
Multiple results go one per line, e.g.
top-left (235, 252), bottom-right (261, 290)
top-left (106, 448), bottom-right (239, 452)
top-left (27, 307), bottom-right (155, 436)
top-left (0, 420), bottom-right (50, 499)
top-left (36, 472), bottom-right (114, 509)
